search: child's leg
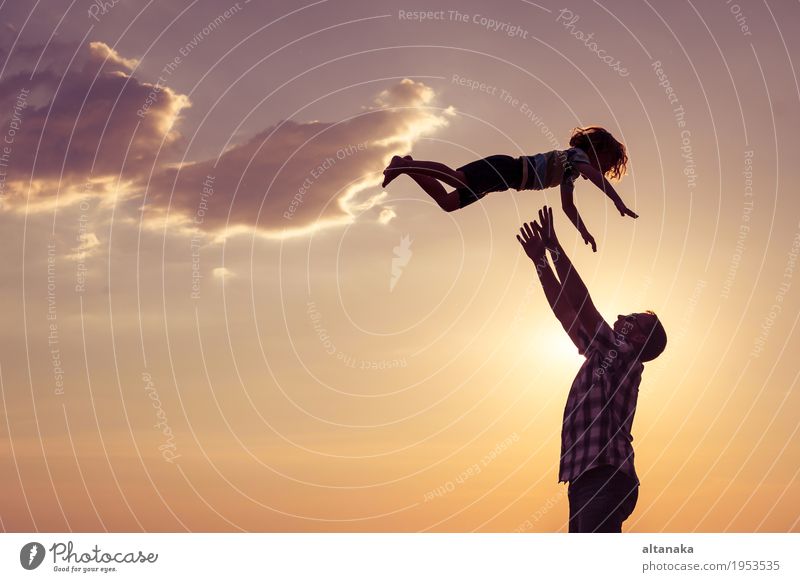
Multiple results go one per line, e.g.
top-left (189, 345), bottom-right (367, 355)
top-left (400, 157), bottom-right (460, 212)
top-left (382, 155), bottom-right (467, 190)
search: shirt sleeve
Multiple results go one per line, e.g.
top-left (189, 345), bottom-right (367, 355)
top-left (573, 318), bottom-right (614, 357)
top-left (568, 147), bottom-right (591, 166)
top-left (563, 148), bottom-right (592, 184)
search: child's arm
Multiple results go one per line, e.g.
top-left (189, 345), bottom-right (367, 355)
top-left (560, 179), bottom-right (597, 252)
top-left (574, 162), bottom-right (638, 219)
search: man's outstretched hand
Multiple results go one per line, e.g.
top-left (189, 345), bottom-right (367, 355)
top-left (534, 204), bottom-right (597, 253)
top-left (537, 206), bottom-right (560, 251)
top-left (516, 221), bottom-right (546, 262)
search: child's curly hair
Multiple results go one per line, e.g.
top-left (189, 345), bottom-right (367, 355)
top-left (569, 126), bottom-right (628, 181)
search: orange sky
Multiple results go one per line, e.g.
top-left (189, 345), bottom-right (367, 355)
top-left (0, 0), bottom-right (799, 532)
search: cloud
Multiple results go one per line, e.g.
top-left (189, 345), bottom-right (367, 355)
top-left (0, 41), bottom-right (190, 211)
top-left (212, 267), bottom-right (233, 279)
top-left (86, 41), bottom-right (139, 70)
top-left (373, 77), bottom-right (435, 109)
top-left (0, 41), bottom-right (453, 239)
top-left (66, 231), bottom-right (101, 261)
top-left (145, 78), bottom-right (453, 238)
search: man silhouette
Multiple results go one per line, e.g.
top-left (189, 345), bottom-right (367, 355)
top-left (516, 206), bottom-right (667, 533)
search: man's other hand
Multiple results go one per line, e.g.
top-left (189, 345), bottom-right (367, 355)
top-left (517, 221), bottom-right (547, 262)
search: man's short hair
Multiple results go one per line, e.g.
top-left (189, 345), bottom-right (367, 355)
top-left (640, 311), bottom-right (667, 362)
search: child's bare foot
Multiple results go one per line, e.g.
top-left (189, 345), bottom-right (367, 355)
top-left (381, 155), bottom-right (407, 188)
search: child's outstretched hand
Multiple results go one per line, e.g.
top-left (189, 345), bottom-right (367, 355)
top-left (615, 200), bottom-right (638, 219)
top-left (581, 230), bottom-right (597, 253)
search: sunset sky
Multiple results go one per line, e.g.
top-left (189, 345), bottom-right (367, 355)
top-left (1, 0), bottom-right (799, 532)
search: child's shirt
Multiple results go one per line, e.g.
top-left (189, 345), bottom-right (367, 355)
top-left (518, 147), bottom-right (592, 191)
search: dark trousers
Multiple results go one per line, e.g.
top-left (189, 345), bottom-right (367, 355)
top-left (568, 464), bottom-right (639, 533)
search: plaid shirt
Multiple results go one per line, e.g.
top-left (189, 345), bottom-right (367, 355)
top-left (559, 319), bottom-right (643, 484)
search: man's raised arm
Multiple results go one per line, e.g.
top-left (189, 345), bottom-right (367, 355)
top-left (516, 221), bottom-right (586, 348)
top-left (537, 206), bottom-right (605, 337)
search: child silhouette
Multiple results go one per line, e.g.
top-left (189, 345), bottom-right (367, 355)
top-left (382, 126), bottom-right (637, 252)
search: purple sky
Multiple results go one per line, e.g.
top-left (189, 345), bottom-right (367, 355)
top-left (1, 0), bottom-right (799, 532)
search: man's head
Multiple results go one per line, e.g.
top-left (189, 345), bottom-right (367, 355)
top-left (613, 311), bottom-right (667, 362)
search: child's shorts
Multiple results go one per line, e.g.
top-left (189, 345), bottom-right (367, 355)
top-left (455, 154), bottom-right (522, 208)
